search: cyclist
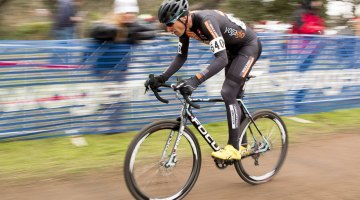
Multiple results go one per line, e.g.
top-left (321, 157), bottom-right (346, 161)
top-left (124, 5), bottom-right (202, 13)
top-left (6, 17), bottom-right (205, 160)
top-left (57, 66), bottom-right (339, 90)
top-left (147, 0), bottom-right (262, 160)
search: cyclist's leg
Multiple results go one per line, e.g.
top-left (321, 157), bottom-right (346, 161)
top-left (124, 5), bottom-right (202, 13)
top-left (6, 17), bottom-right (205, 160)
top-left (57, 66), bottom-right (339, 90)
top-left (222, 40), bottom-right (261, 150)
top-left (222, 56), bottom-right (253, 150)
top-left (221, 78), bottom-right (244, 150)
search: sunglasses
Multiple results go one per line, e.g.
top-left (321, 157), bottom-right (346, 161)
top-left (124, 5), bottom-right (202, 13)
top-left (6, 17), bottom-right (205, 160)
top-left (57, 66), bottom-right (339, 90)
top-left (165, 11), bottom-right (185, 27)
top-left (165, 18), bottom-right (177, 27)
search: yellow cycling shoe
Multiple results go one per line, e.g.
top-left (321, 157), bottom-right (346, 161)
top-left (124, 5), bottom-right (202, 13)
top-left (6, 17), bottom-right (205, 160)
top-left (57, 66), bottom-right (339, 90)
top-left (211, 145), bottom-right (241, 160)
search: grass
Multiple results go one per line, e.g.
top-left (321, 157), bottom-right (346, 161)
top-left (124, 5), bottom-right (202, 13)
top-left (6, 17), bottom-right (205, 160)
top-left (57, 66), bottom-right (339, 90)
top-left (0, 132), bottom-right (137, 183)
top-left (0, 108), bottom-right (359, 184)
top-left (283, 109), bottom-right (360, 140)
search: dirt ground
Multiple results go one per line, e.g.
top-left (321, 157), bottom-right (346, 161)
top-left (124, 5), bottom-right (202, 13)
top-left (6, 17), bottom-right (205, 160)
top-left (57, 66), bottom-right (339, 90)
top-left (2, 133), bottom-right (360, 200)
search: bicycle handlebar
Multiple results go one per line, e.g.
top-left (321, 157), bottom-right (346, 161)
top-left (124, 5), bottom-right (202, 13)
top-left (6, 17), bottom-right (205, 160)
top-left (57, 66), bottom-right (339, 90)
top-left (170, 84), bottom-right (201, 109)
top-left (146, 74), bottom-right (200, 109)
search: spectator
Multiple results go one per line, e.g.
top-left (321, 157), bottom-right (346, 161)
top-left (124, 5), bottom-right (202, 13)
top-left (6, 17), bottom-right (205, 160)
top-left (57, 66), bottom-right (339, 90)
top-left (89, 0), bottom-right (155, 43)
top-left (290, 0), bottom-right (325, 35)
top-left (353, 17), bottom-right (360, 36)
top-left (86, 0), bottom-right (140, 75)
top-left (112, 0), bottom-right (156, 43)
top-left (113, 0), bottom-right (139, 27)
top-left (288, 0), bottom-right (326, 112)
top-left (53, 0), bottom-right (83, 40)
top-left (84, 0), bottom-right (141, 134)
top-left (287, 0), bottom-right (326, 72)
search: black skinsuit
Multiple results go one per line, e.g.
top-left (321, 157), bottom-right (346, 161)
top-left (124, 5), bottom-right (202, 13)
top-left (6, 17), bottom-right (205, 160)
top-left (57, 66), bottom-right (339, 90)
top-left (162, 10), bottom-right (262, 149)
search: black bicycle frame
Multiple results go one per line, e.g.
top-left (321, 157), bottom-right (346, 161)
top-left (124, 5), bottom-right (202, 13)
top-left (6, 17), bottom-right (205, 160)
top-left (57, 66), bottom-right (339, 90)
top-left (185, 107), bottom-right (221, 151)
top-left (183, 97), bottom-right (266, 152)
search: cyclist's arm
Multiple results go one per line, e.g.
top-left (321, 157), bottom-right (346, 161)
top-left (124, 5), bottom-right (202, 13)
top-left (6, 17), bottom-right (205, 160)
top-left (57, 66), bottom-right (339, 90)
top-left (162, 35), bottom-right (190, 80)
top-left (195, 16), bottom-right (228, 83)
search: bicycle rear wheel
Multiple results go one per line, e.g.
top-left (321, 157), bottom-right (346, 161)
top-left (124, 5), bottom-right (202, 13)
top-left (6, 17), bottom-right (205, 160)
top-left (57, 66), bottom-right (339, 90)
top-left (124, 120), bottom-right (201, 200)
top-left (235, 109), bottom-right (288, 185)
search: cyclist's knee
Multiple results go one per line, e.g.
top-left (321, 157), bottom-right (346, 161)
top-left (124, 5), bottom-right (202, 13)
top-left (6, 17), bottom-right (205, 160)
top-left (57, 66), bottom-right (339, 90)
top-left (221, 87), bottom-right (237, 104)
top-left (226, 73), bottom-right (246, 85)
top-left (221, 78), bottom-right (244, 103)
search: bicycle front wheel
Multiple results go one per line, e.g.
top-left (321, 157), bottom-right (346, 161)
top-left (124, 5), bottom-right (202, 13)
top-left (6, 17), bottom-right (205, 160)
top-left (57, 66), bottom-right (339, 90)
top-left (124, 120), bottom-right (201, 200)
top-left (235, 109), bottom-right (288, 185)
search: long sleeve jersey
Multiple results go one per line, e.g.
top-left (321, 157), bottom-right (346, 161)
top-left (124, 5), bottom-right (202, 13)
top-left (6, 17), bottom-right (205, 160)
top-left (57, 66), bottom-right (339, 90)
top-left (162, 10), bottom-right (258, 83)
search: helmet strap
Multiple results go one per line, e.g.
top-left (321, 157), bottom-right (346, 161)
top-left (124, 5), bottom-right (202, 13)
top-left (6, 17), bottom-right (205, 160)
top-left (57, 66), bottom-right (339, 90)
top-left (177, 12), bottom-right (189, 36)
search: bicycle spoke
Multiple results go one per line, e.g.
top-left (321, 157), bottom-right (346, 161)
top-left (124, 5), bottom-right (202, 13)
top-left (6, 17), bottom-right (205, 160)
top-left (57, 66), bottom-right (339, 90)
top-left (124, 121), bottom-right (201, 199)
top-left (236, 110), bottom-right (288, 184)
top-left (135, 166), bottom-right (163, 189)
top-left (133, 160), bottom-right (162, 177)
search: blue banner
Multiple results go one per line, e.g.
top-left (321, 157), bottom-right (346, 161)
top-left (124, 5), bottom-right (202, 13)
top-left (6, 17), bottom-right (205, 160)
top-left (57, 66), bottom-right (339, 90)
top-left (0, 34), bottom-right (359, 141)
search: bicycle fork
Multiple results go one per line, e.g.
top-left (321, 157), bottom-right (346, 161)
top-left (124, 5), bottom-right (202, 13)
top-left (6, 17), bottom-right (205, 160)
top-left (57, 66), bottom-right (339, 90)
top-left (160, 107), bottom-right (188, 168)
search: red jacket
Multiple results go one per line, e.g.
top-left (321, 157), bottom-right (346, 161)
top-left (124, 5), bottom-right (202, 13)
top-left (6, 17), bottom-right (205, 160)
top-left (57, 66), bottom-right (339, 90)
top-left (290, 11), bottom-right (325, 34)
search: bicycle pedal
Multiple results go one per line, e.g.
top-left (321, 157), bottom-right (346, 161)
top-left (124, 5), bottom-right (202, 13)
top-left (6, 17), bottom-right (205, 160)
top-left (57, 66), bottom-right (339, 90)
top-left (213, 157), bottom-right (235, 169)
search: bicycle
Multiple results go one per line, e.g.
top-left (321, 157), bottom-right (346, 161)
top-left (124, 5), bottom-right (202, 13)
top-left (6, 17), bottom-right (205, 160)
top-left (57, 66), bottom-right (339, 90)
top-left (124, 74), bottom-right (288, 200)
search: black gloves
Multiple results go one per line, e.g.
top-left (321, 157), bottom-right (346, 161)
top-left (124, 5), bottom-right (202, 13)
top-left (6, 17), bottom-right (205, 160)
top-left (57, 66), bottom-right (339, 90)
top-left (145, 74), bottom-right (201, 96)
top-left (175, 76), bottom-right (201, 96)
top-left (145, 74), bottom-right (167, 89)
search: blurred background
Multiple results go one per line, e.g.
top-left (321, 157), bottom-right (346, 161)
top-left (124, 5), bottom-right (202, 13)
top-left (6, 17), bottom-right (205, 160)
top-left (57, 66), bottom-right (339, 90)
top-left (0, 0), bottom-right (359, 140)
top-left (1, 0), bottom-right (360, 39)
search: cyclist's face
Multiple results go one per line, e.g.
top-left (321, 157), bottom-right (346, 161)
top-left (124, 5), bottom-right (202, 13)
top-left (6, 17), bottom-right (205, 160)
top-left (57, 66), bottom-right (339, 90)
top-left (165, 18), bottom-right (186, 37)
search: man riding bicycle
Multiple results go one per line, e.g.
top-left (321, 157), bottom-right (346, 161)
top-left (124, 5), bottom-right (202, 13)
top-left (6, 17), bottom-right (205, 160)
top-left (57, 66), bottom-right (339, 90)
top-left (147, 0), bottom-right (262, 160)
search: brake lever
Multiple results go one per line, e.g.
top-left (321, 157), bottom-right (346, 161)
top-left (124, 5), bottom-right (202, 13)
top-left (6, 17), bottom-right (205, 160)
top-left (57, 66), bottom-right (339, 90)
top-left (170, 84), bottom-right (200, 109)
top-left (144, 79), bottom-right (150, 94)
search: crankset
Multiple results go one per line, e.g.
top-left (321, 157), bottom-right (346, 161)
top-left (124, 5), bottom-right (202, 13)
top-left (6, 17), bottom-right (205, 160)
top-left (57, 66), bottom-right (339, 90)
top-left (213, 158), bottom-right (235, 169)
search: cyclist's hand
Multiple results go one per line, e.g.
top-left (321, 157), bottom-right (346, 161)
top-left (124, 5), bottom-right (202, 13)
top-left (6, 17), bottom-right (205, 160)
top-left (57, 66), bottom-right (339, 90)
top-left (145, 74), bottom-right (166, 91)
top-left (175, 76), bottom-right (200, 96)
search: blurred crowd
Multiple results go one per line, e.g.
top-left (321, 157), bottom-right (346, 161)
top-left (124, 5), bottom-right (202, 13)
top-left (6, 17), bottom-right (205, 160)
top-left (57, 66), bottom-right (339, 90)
top-left (254, 0), bottom-right (360, 36)
top-left (2, 0), bottom-right (360, 40)
top-left (50, 0), bottom-right (157, 41)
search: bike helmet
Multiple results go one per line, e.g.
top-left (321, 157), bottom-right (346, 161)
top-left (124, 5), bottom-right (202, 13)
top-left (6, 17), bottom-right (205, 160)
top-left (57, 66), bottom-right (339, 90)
top-left (158, 0), bottom-right (189, 25)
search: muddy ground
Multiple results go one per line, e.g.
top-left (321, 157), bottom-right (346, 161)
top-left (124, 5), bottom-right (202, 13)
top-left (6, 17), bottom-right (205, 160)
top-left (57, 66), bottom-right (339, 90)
top-left (2, 133), bottom-right (360, 200)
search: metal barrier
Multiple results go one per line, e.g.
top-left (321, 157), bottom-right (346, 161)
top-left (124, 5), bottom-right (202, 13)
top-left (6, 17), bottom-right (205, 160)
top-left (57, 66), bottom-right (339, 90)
top-left (0, 34), bottom-right (359, 141)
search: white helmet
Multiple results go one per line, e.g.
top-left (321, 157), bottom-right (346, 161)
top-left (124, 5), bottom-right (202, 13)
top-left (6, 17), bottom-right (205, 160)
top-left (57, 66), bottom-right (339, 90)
top-left (114, 0), bottom-right (139, 14)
